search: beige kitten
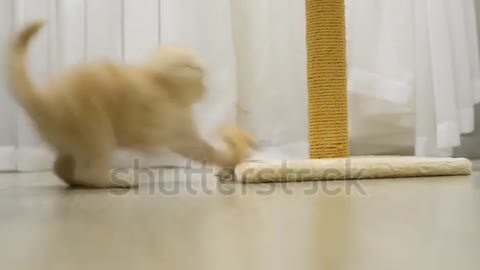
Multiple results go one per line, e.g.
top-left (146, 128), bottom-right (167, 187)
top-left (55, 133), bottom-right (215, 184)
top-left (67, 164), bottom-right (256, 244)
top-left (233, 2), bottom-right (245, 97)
top-left (7, 20), bottom-right (255, 188)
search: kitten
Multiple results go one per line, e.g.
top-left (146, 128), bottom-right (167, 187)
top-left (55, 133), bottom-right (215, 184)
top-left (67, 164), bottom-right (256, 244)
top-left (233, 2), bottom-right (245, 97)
top-left (7, 20), bottom-right (255, 188)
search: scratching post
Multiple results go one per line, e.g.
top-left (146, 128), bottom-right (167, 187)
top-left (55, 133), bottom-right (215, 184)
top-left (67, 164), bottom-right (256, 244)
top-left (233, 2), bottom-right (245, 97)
top-left (217, 0), bottom-right (473, 183)
top-left (306, 0), bottom-right (349, 158)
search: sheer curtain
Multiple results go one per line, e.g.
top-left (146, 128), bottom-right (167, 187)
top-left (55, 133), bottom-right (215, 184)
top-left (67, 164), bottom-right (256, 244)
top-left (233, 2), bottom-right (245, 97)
top-left (0, 0), bottom-right (308, 172)
top-left (346, 0), bottom-right (480, 156)
top-left (0, 0), bottom-right (479, 172)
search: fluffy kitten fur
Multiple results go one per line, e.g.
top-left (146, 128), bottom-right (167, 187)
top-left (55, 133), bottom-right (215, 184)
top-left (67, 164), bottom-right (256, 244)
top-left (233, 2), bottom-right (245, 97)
top-left (7, 20), bottom-right (254, 188)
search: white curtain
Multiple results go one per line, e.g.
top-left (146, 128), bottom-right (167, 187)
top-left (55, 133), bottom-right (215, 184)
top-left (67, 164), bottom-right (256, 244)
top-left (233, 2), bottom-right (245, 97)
top-left (346, 0), bottom-right (480, 156)
top-left (1, 0), bottom-right (479, 172)
top-left (0, 0), bottom-right (308, 172)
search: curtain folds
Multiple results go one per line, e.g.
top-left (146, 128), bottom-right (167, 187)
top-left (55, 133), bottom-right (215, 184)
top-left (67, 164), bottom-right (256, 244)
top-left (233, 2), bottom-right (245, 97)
top-left (0, 0), bottom-right (478, 171)
top-left (0, 0), bottom-right (308, 171)
top-left (346, 0), bottom-right (480, 156)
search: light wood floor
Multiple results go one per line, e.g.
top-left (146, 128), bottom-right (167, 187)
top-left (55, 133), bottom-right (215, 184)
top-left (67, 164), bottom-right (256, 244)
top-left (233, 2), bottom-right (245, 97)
top-left (0, 163), bottom-right (479, 270)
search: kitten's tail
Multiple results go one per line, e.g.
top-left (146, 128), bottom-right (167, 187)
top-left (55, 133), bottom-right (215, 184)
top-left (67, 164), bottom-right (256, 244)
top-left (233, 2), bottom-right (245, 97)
top-left (7, 20), bottom-right (46, 112)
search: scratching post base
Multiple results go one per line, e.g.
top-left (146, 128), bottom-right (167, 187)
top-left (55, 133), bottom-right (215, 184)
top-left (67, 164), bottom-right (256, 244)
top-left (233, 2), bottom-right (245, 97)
top-left (218, 157), bottom-right (472, 183)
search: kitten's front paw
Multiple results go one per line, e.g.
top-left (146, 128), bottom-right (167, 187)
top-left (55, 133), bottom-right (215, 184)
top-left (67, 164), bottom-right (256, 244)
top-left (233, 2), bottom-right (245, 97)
top-left (219, 126), bottom-right (256, 167)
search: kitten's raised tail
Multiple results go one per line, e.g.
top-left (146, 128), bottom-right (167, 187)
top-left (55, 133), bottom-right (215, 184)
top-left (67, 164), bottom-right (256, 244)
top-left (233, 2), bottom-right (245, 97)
top-left (7, 20), bottom-right (46, 113)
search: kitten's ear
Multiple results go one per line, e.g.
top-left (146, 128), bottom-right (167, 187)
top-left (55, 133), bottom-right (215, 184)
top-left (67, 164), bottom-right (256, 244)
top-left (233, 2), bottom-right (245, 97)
top-left (169, 63), bottom-right (206, 101)
top-left (143, 46), bottom-right (207, 105)
top-left (147, 64), bottom-right (206, 105)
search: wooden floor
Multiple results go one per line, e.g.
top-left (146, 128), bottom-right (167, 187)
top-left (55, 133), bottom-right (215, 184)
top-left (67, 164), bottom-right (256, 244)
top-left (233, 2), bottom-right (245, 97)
top-left (0, 163), bottom-right (479, 270)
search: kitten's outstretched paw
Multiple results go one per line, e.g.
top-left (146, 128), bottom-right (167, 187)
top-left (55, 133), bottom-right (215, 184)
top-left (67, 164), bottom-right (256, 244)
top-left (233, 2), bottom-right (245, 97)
top-left (218, 125), bottom-right (256, 168)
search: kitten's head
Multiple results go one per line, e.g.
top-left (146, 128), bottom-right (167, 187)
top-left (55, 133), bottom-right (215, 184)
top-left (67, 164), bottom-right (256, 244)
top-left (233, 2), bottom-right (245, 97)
top-left (144, 46), bottom-right (207, 105)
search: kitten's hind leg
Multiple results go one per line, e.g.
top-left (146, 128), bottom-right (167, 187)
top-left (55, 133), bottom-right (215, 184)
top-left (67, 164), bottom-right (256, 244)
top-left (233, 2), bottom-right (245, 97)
top-left (53, 153), bottom-right (75, 185)
top-left (71, 147), bottom-right (134, 189)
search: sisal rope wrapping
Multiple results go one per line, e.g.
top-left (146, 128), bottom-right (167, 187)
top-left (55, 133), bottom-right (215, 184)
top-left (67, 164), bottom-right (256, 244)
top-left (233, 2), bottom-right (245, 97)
top-left (306, 0), bottom-right (349, 158)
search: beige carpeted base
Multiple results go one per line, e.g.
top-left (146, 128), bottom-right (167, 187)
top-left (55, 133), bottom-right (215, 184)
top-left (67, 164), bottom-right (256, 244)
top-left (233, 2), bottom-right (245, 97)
top-left (218, 157), bottom-right (472, 183)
